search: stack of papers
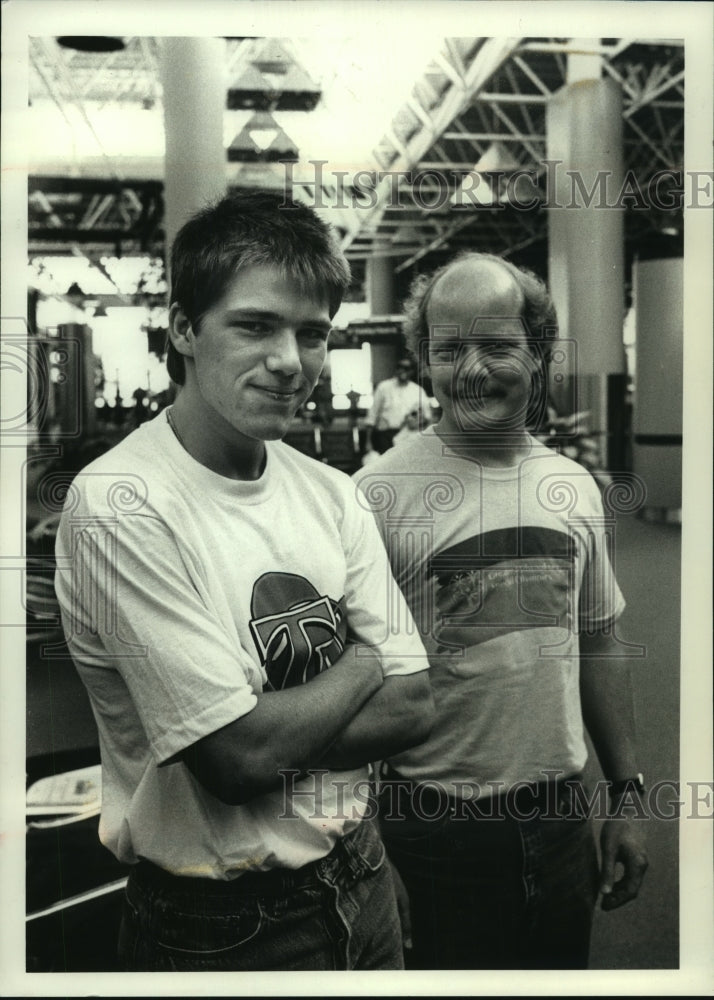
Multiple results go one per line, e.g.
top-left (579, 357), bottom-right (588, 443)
top-left (26, 765), bottom-right (102, 817)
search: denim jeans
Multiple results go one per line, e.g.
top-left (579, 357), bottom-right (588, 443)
top-left (117, 819), bottom-right (403, 971)
top-left (378, 771), bottom-right (599, 970)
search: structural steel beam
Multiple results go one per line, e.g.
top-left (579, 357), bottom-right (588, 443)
top-left (341, 36), bottom-right (521, 251)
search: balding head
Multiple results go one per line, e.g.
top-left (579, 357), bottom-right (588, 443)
top-left (402, 251), bottom-right (557, 370)
top-left (401, 252), bottom-right (558, 431)
top-left (427, 257), bottom-right (526, 335)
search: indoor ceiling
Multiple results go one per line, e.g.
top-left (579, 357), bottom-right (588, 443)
top-left (28, 35), bottom-right (685, 293)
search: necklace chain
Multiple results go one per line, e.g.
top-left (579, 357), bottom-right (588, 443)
top-left (166, 407), bottom-right (187, 451)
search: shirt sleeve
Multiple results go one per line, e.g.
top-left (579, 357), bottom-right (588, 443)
top-left (55, 498), bottom-right (259, 764)
top-left (340, 480), bottom-right (430, 677)
top-left (575, 477), bottom-right (627, 629)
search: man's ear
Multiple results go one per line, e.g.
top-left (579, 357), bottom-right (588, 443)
top-left (167, 303), bottom-right (196, 359)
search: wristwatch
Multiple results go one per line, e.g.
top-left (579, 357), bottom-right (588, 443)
top-left (609, 773), bottom-right (646, 798)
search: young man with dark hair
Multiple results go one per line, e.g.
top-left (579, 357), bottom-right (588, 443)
top-left (55, 191), bottom-right (433, 972)
top-left (354, 251), bottom-right (648, 970)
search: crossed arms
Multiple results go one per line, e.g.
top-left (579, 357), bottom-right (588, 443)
top-left (58, 472), bottom-right (434, 811)
top-left (181, 646), bottom-right (434, 805)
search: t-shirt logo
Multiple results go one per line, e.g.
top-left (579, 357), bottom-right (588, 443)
top-left (249, 572), bottom-right (346, 690)
top-left (428, 526), bottom-right (576, 649)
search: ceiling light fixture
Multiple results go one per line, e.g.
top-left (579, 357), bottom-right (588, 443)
top-left (227, 111), bottom-right (299, 163)
top-left (472, 141), bottom-right (521, 175)
top-left (57, 37), bottom-right (126, 53)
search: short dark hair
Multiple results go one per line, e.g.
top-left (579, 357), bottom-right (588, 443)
top-left (166, 191), bottom-right (351, 385)
top-left (402, 251), bottom-right (558, 428)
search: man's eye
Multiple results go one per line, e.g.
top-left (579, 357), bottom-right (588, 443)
top-left (429, 343), bottom-right (460, 359)
top-left (236, 321), bottom-right (271, 335)
top-left (300, 328), bottom-right (330, 343)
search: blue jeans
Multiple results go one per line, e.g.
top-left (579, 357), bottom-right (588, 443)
top-left (117, 819), bottom-right (403, 971)
top-left (378, 770), bottom-right (599, 970)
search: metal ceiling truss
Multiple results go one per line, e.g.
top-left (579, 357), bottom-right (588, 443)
top-left (28, 35), bottom-right (684, 283)
top-left (338, 36), bottom-right (684, 280)
top-left (30, 36), bottom-right (160, 109)
top-left (29, 176), bottom-right (164, 254)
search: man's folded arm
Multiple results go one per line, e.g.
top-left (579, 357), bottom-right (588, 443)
top-left (179, 644), bottom-right (384, 805)
top-left (318, 669), bottom-right (434, 770)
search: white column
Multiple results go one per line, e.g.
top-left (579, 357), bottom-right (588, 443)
top-left (160, 38), bottom-right (227, 249)
top-left (632, 255), bottom-right (683, 511)
top-left (546, 66), bottom-right (626, 470)
top-left (366, 254), bottom-right (395, 316)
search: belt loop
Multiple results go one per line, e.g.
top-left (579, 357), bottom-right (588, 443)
top-left (331, 823), bottom-right (361, 883)
top-left (316, 834), bottom-right (344, 884)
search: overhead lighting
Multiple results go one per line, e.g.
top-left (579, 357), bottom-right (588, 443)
top-left (449, 173), bottom-right (497, 207)
top-left (246, 112), bottom-right (281, 151)
top-left (227, 66), bottom-right (277, 111)
top-left (227, 112), bottom-right (299, 163)
top-left (472, 141), bottom-right (521, 175)
top-left (450, 142), bottom-right (528, 207)
top-left (57, 37), bottom-right (126, 53)
top-left (226, 40), bottom-right (321, 112)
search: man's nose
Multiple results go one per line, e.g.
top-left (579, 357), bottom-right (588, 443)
top-left (265, 330), bottom-right (302, 376)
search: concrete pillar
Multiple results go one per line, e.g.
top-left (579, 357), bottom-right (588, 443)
top-left (632, 255), bottom-right (683, 511)
top-left (370, 340), bottom-right (400, 386)
top-left (366, 254), bottom-right (395, 316)
top-left (160, 38), bottom-right (227, 249)
top-left (57, 323), bottom-right (97, 439)
top-left (546, 68), bottom-right (627, 471)
top-left (366, 255), bottom-right (398, 389)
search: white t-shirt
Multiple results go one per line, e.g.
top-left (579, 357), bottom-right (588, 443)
top-left (366, 378), bottom-right (431, 431)
top-left (354, 428), bottom-right (626, 798)
top-left (55, 412), bottom-right (428, 877)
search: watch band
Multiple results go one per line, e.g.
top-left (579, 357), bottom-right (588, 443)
top-left (609, 773), bottom-right (646, 798)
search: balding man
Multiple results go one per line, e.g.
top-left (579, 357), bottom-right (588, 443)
top-left (353, 253), bottom-right (648, 969)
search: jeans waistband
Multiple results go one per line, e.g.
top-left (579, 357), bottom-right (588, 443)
top-left (133, 820), bottom-right (377, 898)
top-left (379, 763), bottom-right (585, 820)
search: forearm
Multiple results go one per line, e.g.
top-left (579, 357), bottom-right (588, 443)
top-left (319, 671), bottom-right (434, 770)
top-left (580, 630), bottom-right (649, 909)
top-left (579, 634), bottom-right (640, 781)
top-left (183, 646), bottom-right (383, 803)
